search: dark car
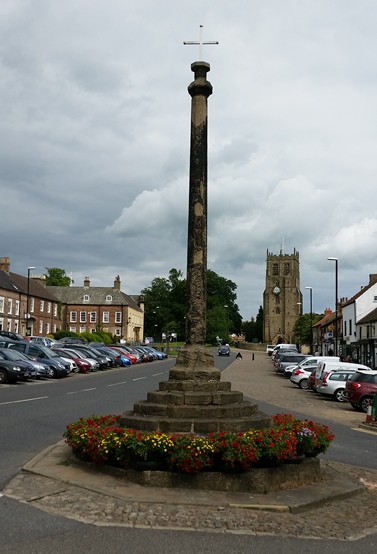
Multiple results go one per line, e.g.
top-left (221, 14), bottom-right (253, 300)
top-left (0, 348), bottom-right (48, 379)
top-left (343, 370), bottom-right (377, 412)
top-left (5, 341), bottom-right (70, 378)
top-left (63, 345), bottom-right (110, 370)
top-left (0, 359), bottom-right (29, 383)
top-left (0, 330), bottom-right (26, 341)
top-left (218, 345), bottom-right (230, 356)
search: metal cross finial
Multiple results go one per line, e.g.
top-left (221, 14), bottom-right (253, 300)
top-left (184, 25), bottom-right (219, 60)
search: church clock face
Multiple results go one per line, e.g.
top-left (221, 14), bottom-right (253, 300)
top-left (273, 286), bottom-right (281, 295)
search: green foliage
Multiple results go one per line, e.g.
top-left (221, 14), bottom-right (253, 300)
top-left (142, 267), bottom-right (242, 343)
top-left (55, 330), bottom-right (81, 340)
top-left (242, 306), bottom-right (263, 343)
top-left (44, 267), bottom-right (72, 286)
top-left (293, 313), bottom-right (323, 345)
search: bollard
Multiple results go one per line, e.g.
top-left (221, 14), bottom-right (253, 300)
top-left (252, 353), bottom-right (254, 361)
top-left (366, 401), bottom-right (372, 424)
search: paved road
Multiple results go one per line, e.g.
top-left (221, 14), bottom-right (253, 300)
top-left (1, 350), bottom-right (377, 553)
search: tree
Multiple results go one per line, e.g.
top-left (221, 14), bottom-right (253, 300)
top-left (45, 267), bottom-right (72, 286)
top-left (293, 313), bottom-right (323, 346)
top-left (141, 268), bottom-right (242, 343)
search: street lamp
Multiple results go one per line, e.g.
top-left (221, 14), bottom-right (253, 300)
top-left (26, 266), bottom-right (35, 336)
top-left (327, 257), bottom-right (338, 356)
top-left (224, 305), bottom-right (229, 342)
top-left (297, 302), bottom-right (302, 352)
top-left (305, 287), bottom-right (313, 355)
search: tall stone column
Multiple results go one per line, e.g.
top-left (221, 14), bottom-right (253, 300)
top-left (119, 61), bottom-right (271, 434)
top-left (185, 61), bottom-right (212, 347)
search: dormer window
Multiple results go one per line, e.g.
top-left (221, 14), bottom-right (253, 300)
top-left (106, 295), bottom-right (112, 302)
top-left (83, 294), bottom-right (90, 302)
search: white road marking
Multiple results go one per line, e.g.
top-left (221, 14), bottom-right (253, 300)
top-left (133, 376), bottom-right (147, 381)
top-left (107, 381), bottom-right (127, 387)
top-left (152, 372), bottom-right (164, 377)
top-left (0, 396), bottom-right (48, 406)
top-left (66, 388), bottom-right (96, 395)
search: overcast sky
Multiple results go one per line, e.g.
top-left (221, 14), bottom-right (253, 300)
top-left (2, 0), bottom-right (377, 320)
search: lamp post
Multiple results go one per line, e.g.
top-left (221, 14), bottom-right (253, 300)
top-left (327, 257), bottom-right (338, 356)
top-left (224, 305), bottom-right (229, 343)
top-left (26, 266), bottom-right (35, 336)
top-left (305, 287), bottom-right (313, 355)
top-left (297, 302), bottom-right (302, 352)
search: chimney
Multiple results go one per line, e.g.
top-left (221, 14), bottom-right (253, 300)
top-left (369, 274), bottom-right (377, 284)
top-left (114, 275), bottom-right (121, 290)
top-left (324, 308), bottom-right (332, 316)
top-left (0, 257), bottom-right (10, 273)
top-left (31, 274), bottom-right (47, 288)
top-left (84, 277), bottom-right (90, 287)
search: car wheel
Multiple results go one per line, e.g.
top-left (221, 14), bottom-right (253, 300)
top-left (48, 367), bottom-right (58, 378)
top-left (334, 388), bottom-right (345, 402)
top-left (351, 402), bottom-right (361, 411)
top-left (0, 369), bottom-right (8, 384)
top-left (299, 378), bottom-right (309, 390)
top-left (74, 367), bottom-right (80, 373)
top-left (360, 396), bottom-right (373, 413)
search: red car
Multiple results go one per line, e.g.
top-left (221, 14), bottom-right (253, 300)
top-left (107, 347), bottom-right (138, 364)
top-left (52, 348), bottom-right (90, 373)
top-left (343, 370), bottom-right (377, 412)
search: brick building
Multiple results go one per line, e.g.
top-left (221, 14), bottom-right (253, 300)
top-left (48, 276), bottom-right (144, 343)
top-left (0, 257), bottom-right (61, 336)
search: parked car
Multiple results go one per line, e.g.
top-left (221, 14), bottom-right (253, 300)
top-left (266, 344), bottom-right (275, 356)
top-left (93, 347), bottom-right (122, 367)
top-left (290, 366), bottom-right (317, 389)
top-left (104, 348), bottom-right (131, 366)
top-left (55, 348), bottom-right (99, 371)
top-left (343, 370), bottom-right (377, 412)
top-left (0, 359), bottom-right (28, 383)
top-left (271, 344), bottom-right (297, 361)
top-left (307, 368), bottom-right (317, 391)
top-left (273, 349), bottom-right (299, 368)
top-left (0, 348), bottom-right (48, 379)
top-left (314, 360), bottom-right (370, 390)
top-left (283, 356), bottom-right (338, 379)
top-left (0, 330), bottom-right (27, 341)
top-left (56, 337), bottom-right (87, 345)
top-left (218, 345), bottom-right (230, 356)
top-left (29, 336), bottom-right (59, 347)
top-left (316, 370), bottom-right (358, 402)
top-left (4, 341), bottom-right (70, 378)
top-left (62, 345), bottom-right (110, 370)
top-left (108, 346), bottom-right (138, 364)
top-left (52, 348), bottom-right (91, 373)
top-left (276, 353), bottom-right (309, 374)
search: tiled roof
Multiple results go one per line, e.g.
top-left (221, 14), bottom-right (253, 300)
top-left (343, 275), bottom-right (377, 307)
top-left (47, 286), bottom-right (142, 312)
top-left (0, 270), bottom-right (59, 301)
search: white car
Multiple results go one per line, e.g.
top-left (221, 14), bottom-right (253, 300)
top-left (290, 367), bottom-right (314, 389)
top-left (316, 370), bottom-right (358, 402)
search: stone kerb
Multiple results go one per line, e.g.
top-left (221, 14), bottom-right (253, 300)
top-left (126, 458), bottom-right (322, 495)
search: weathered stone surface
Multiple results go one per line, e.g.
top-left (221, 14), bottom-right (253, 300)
top-left (184, 392), bottom-right (213, 405)
top-left (147, 391), bottom-right (185, 405)
top-left (133, 402), bottom-right (167, 416)
top-left (169, 368), bottom-right (220, 382)
top-left (126, 458), bottom-right (322, 494)
top-left (212, 391), bottom-right (243, 405)
top-left (159, 381), bottom-right (195, 392)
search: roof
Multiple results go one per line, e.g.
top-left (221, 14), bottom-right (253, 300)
top-left (0, 270), bottom-right (59, 301)
top-left (313, 311), bottom-right (336, 328)
top-left (47, 286), bottom-right (142, 312)
top-left (343, 275), bottom-right (377, 307)
top-left (358, 307), bottom-right (377, 324)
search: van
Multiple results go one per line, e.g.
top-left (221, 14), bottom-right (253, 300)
top-left (283, 356), bottom-right (340, 379)
top-left (315, 360), bottom-right (371, 388)
top-left (266, 344), bottom-right (275, 356)
top-left (271, 344), bottom-right (297, 360)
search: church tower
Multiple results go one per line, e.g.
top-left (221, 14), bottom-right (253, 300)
top-left (263, 248), bottom-right (302, 344)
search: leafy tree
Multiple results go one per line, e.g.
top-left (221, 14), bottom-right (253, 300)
top-left (293, 313), bottom-right (323, 346)
top-left (45, 267), bottom-right (72, 286)
top-left (142, 268), bottom-right (242, 343)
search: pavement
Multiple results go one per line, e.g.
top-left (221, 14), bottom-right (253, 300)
top-left (3, 351), bottom-right (377, 541)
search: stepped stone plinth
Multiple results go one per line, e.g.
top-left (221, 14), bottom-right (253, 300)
top-left (120, 346), bottom-right (271, 434)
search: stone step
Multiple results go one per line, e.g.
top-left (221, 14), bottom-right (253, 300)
top-left (159, 380), bottom-right (232, 393)
top-left (147, 390), bottom-right (243, 406)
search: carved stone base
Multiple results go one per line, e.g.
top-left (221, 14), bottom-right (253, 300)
top-left (120, 346), bottom-right (271, 433)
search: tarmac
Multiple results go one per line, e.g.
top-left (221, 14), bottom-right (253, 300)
top-left (3, 351), bottom-right (377, 541)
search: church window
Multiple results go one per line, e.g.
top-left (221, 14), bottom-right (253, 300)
top-left (284, 263), bottom-right (290, 275)
top-left (272, 264), bottom-right (278, 276)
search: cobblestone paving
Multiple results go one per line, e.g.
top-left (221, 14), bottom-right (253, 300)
top-left (3, 462), bottom-right (377, 540)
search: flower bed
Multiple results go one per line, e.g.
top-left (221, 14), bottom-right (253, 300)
top-left (63, 413), bottom-right (334, 475)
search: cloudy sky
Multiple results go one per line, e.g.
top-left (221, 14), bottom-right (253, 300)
top-left (2, 0), bottom-right (377, 320)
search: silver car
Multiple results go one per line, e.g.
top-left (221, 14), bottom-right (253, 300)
top-left (316, 370), bottom-right (357, 402)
